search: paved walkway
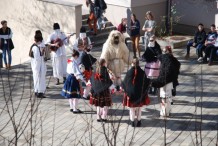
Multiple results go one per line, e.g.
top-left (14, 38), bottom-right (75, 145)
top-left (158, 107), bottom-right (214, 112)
top-left (0, 45), bottom-right (217, 146)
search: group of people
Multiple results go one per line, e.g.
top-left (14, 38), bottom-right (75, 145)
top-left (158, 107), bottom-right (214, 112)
top-left (85, 0), bottom-right (107, 35)
top-left (28, 18), bottom-right (181, 127)
top-left (185, 23), bottom-right (218, 65)
top-left (117, 11), bottom-right (156, 58)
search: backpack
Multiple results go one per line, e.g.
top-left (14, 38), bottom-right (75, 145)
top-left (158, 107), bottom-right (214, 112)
top-left (100, 0), bottom-right (107, 10)
top-left (94, 6), bottom-right (101, 19)
top-left (29, 44), bottom-right (41, 58)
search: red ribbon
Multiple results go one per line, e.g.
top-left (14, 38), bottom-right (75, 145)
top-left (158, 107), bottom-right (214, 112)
top-left (95, 73), bottom-right (102, 80)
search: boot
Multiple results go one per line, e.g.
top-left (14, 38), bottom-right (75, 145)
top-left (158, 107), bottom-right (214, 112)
top-left (185, 54), bottom-right (190, 60)
top-left (5, 64), bottom-right (8, 69)
top-left (55, 78), bottom-right (60, 85)
top-left (35, 92), bottom-right (38, 97)
top-left (37, 93), bottom-right (46, 98)
top-left (131, 121), bottom-right (135, 127)
top-left (136, 120), bottom-right (141, 127)
top-left (63, 77), bottom-right (66, 83)
top-left (8, 64), bottom-right (11, 69)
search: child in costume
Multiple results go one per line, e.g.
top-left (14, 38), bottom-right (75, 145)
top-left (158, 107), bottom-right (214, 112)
top-left (61, 50), bottom-right (84, 113)
top-left (90, 59), bottom-right (113, 122)
top-left (122, 58), bottom-right (150, 127)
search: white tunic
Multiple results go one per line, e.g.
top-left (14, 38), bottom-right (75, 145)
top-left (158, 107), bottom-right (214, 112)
top-left (47, 29), bottom-right (68, 78)
top-left (31, 45), bottom-right (47, 93)
top-left (67, 57), bottom-right (84, 81)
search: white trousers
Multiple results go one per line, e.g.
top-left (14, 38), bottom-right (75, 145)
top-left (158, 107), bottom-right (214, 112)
top-left (129, 107), bottom-right (142, 121)
top-left (160, 98), bottom-right (171, 116)
top-left (69, 98), bottom-right (78, 111)
top-left (97, 106), bottom-right (108, 120)
top-left (83, 81), bottom-right (91, 98)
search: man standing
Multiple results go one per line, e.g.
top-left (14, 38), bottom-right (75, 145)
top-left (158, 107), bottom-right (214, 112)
top-left (29, 34), bottom-right (47, 98)
top-left (46, 23), bottom-right (70, 85)
top-left (0, 20), bottom-right (14, 69)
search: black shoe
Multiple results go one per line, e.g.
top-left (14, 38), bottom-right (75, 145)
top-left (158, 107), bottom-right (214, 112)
top-left (131, 121), bottom-right (135, 127)
top-left (55, 78), bottom-right (60, 85)
top-left (37, 93), bottom-right (46, 98)
top-left (35, 92), bottom-right (38, 97)
top-left (73, 109), bottom-right (83, 114)
top-left (63, 77), bottom-right (66, 83)
top-left (136, 120), bottom-right (141, 127)
top-left (83, 96), bottom-right (90, 100)
top-left (70, 109), bottom-right (74, 112)
top-left (171, 102), bottom-right (174, 105)
top-left (97, 119), bottom-right (102, 122)
top-left (102, 119), bottom-right (107, 122)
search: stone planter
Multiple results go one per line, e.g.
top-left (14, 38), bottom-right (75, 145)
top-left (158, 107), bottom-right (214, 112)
top-left (156, 35), bottom-right (193, 49)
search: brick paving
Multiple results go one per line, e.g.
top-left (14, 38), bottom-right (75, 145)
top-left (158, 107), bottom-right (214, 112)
top-left (0, 44), bottom-right (217, 146)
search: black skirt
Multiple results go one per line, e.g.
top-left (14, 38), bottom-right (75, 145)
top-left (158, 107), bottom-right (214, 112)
top-left (90, 89), bottom-right (112, 107)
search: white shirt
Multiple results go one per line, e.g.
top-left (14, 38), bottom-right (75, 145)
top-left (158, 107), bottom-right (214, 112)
top-left (46, 29), bottom-right (68, 57)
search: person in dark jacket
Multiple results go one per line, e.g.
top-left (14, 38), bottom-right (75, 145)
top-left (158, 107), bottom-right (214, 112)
top-left (80, 46), bottom-right (97, 100)
top-left (117, 18), bottom-right (127, 34)
top-left (141, 36), bottom-right (162, 95)
top-left (151, 53), bottom-right (180, 117)
top-left (185, 23), bottom-right (206, 59)
top-left (130, 14), bottom-right (141, 58)
top-left (0, 20), bottom-right (14, 69)
top-left (122, 58), bottom-right (150, 127)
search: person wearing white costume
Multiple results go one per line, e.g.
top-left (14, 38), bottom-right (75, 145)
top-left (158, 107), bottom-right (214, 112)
top-left (72, 26), bottom-right (92, 64)
top-left (159, 82), bottom-right (173, 116)
top-left (72, 26), bottom-right (93, 100)
top-left (46, 23), bottom-right (70, 85)
top-left (29, 34), bottom-right (47, 98)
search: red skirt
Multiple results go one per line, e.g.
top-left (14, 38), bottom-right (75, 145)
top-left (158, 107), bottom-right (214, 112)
top-left (122, 93), bottom-right (150, 107)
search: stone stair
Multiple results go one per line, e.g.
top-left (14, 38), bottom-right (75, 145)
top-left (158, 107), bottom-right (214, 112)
top-left (82, 14), bottom-right (117, 48)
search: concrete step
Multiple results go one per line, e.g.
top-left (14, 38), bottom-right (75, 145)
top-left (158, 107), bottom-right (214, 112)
top-left (82, 21), bottom-right (114, 31)
top-left (86, 25), bottom-right (116, 35)
top-left (82, 14), bottom-right (90, 20)
top-left (82, 17), bottom-right (109, 25)
top-left (88, 31), bottom-right (109, 43)
top-left (82, 14), bottom-right (116, 50)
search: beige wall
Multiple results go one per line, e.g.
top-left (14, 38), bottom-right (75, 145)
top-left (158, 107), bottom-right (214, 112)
top-left (131, 1), bottom-right (167, 35)
top-left (103, 0), bottom-right (167, 35)
top-left (0, 0), bottom-right (82, 65)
